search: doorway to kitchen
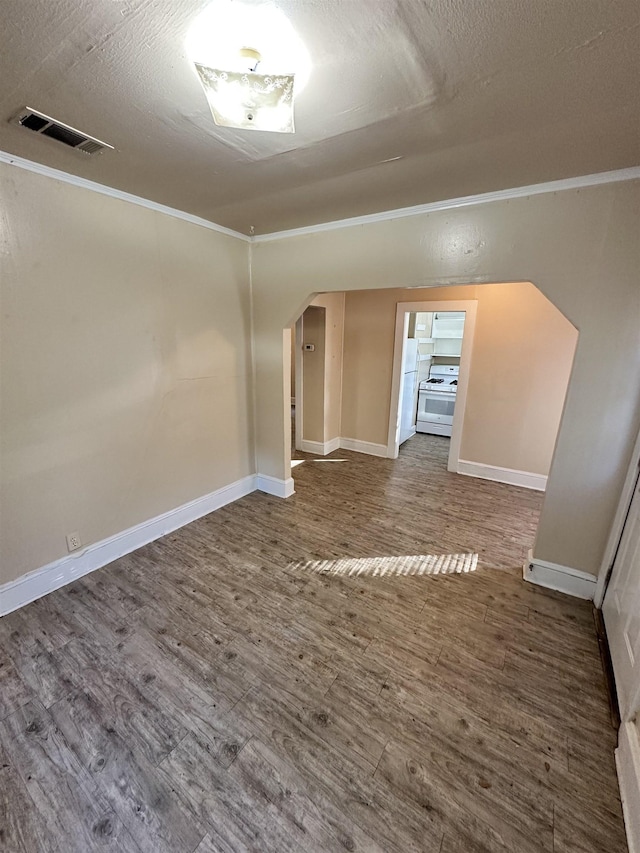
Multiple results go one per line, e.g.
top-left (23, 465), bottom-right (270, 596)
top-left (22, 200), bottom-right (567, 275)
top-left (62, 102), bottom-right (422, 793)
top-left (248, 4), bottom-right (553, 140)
top-left (388, 300), bottom-right (477, 471)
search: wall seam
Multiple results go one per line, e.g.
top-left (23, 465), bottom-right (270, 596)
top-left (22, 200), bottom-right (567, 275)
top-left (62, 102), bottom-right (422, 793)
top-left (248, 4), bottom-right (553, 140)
top-left (248, 240), bottom-right (259, 476)
top-left (337, 292), bottom-right (346, 441)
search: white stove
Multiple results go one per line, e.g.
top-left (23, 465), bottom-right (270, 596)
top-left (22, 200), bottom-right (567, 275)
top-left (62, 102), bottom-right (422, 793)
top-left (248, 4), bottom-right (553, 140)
top-left (416, 364), bottom-right (459, 436)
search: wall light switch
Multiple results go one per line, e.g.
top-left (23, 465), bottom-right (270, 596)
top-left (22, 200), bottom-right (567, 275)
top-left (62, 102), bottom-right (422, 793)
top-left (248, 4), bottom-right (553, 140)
top-left (66, 532), bottom-right (82, 552)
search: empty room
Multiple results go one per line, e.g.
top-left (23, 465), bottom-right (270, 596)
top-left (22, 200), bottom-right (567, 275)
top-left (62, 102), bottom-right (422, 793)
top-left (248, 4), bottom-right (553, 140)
top-left (1, 1), bottom-right (640, 851)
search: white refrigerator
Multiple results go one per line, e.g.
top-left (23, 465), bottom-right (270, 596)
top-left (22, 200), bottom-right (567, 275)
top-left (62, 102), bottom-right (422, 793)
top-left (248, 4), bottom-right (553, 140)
top-left (399, 338), bottom-right (419, 445)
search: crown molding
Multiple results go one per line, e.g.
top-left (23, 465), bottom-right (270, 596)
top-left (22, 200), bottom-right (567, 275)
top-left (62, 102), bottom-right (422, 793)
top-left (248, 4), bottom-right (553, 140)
top-left (2, 150), bottom-right (638, 246)
top-left (253, 166), bottom-right (640, 242)
top-left (0, 150), bottom-right (251, 242)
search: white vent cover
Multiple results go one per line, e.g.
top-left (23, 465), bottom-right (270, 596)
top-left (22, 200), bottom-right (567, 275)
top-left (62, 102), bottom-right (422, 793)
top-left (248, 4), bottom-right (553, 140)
top-left (12, 107), bottom-right (113, 155)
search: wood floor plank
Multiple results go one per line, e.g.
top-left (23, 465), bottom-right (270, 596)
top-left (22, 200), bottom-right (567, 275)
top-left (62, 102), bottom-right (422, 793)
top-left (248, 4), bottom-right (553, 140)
top-left (376, 738), bottom-right (554, 853)
top-left (0, 649), bottom-right (33, 722)
top-left (237, 629), bottom-right (339, 694)
top-left (0, 761), bottom-right (50, 853)
top-left (383, 651), bottom-right (571, 773)
top-left (129, 607), bottom-right (238, 692)
top-left (0, 701), bottom-right (136, 852)
top-left (567, 735), bottom-right (620, 799)
top-left (360, 667), bottom-right (568, 780)
top-left (229, 736), bottom-right (387, 852)
top-left (0, 596), bottom-right (81, 654)
top-left (4, 638), bottom-right (84, 709)
top-left (216, 632), bottom-right (337, 712)
top-left (112, 629), bottom-right (242, 737)
top-left (191, 834), bottom-right (221, 853)
top-left (266, 711), bottom-right (446, 852)
top-left (229, 684), bottom-right (446, 851)
top-left (298, 688), bottom-right (389, 770)
top-left (501, 645), bottom-right (613, 732)
top-left (57, 638), bottom-right (189, 768)
top-left (48, 689), bottom-right (204, 853)
top-left (435, 639), bottom-right (614, 744)
top-left (182, 710), bottom-right (254, 771)
top-left (157, 732), bottom-right (302, 852)
top-left (553, 802), bottom-right (628, 853)
top-left (233, 683), bottom-right (379, 775)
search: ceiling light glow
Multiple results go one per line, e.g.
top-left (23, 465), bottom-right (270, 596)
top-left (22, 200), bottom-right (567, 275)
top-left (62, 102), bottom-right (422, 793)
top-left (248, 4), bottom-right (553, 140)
top-left (186, 0), bottom-right (311, 133)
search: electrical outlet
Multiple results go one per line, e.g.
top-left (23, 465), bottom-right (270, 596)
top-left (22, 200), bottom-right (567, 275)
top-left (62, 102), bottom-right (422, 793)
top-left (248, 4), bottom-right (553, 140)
top-left (66, 532), bottom-right (82, 552)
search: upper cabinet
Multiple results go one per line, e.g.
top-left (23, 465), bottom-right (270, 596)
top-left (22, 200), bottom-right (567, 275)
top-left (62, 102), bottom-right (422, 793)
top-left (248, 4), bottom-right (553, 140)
top-left (431, 312), bottom-right (464, 356)
top-left (431, 312), bottom-right (465, 339)
top-left (410, 310), bottom-right (465, 363)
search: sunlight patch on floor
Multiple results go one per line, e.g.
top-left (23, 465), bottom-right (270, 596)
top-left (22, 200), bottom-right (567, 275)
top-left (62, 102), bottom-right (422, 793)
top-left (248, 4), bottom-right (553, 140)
top-left (291, 552), bottom-right (478, 578)
top-left (291, 458), bottom-right (349, 470)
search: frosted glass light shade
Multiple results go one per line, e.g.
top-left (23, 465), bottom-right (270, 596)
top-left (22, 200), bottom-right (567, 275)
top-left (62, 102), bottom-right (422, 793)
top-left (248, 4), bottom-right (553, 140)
top-left (195, 63), bottom-right (295, 133)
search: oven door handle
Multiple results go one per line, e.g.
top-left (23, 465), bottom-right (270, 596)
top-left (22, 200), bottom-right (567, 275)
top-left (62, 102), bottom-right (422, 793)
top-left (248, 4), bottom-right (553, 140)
top-left (420, 389), bottom-right (457, 399)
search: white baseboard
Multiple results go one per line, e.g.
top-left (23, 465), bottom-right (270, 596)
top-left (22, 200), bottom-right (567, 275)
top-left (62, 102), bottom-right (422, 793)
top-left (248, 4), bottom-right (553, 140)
top-left (0, 475), bottom-right (257, 617)
top-left (339, 437), bottom-right (390, 458)
top-left (617, 720), bottom-right (640, 853)
top-left (299, 437), bottom-right (341, 456)
top-left (256, 474), bottom-right (295, 498)
top-left (522, 549), bottom-right (597, 600)
top-left (301, 436), bottom-right (389, 458)
top-left (300, 439), bottom-right (325, 454)
top-left (457, 459), bottom-right (547, 491)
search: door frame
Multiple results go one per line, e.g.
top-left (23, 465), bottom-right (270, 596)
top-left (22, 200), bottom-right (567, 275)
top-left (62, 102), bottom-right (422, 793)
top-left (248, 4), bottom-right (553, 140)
top-left (294, 316), bottom-right (304, 451)
top-left (602, 464), bottom-right (640, 717)
top-left (600, 429), bottom-right (640, 853)
top-left (594, 426), bottom-right (640, 607)
top-left (387, 300), bottom-right (477, 467)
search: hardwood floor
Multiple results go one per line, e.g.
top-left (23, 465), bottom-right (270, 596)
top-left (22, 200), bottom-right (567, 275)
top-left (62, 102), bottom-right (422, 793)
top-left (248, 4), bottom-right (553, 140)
top-left (0, 434), bottom-right (626, 852)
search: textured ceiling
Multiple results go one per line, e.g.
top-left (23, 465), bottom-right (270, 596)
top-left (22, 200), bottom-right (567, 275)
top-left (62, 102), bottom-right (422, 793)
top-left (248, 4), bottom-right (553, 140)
top-left (1, 0), bottom-right (639, 234)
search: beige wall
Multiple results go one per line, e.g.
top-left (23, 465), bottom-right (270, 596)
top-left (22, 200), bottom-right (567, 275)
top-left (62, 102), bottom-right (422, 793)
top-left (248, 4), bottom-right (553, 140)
top-left (341, 282), bottom-right (578, 476)
top-left (251, 180), bottom-right (640, 577)
top-left (0, 165), bottom-right (254, 585)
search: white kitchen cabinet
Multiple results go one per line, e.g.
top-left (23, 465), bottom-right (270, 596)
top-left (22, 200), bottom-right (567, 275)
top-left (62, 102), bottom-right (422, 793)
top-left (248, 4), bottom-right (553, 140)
top-left (431, 313), bottom-right (465, 339)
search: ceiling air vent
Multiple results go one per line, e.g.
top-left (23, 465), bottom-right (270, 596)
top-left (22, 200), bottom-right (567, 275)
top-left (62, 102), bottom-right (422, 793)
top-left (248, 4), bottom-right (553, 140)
top-left (13, 107), bottom-right (114, 155)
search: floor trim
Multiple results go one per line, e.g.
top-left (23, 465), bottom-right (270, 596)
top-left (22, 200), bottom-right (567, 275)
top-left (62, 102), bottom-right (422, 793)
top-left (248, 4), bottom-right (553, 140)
top-left (299, 437), bottom-right (341, 456)
top-left (523, 549), bottom-right (597, 600)
top-left (339, 437), bottom-right (390, 458)
top-left (300, 439), bottom-right (326, 455)
top-left (0, 475), bottom-right (257, 617)
top-left (617, 720), bottom-right (640, 853)
top-left (256, 474), bottom-right (296, 498)
top-left (457, 459), bottom-right (547, 491)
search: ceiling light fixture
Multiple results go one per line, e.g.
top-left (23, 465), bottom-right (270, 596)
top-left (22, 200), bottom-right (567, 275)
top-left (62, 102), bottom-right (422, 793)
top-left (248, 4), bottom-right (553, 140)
top-left (186, 0), bottom-right (310, 133)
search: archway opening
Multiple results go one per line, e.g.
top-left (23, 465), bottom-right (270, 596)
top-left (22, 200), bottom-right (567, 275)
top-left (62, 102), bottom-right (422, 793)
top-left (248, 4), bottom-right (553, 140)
top-left (285, 281), bottom-right (578, 575)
